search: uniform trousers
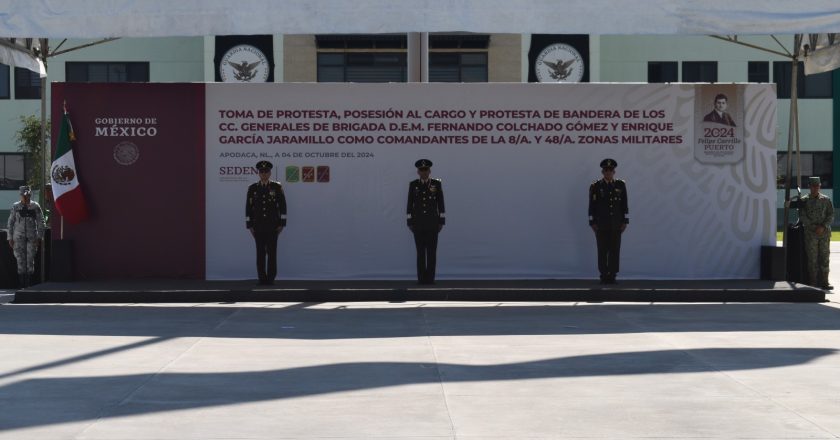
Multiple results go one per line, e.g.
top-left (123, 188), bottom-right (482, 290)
top-left (253, 227), bottom-right (279, 282)
top-left (804, 231), bottom-right (830, 287)
top-left (13, 237), bottom-right (38, 275)
top-left (595, 227), bottom-right (622, 279)
top-left (413, 228), bottom-right (439, 283)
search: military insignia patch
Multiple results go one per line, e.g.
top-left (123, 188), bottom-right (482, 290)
top-left (302, 166), bottom-right (315, 182)
top-left (317, 166), bottom-right (330, 182)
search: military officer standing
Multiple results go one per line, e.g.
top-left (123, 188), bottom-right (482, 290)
top-left (7, 186), bottom-right (45, 288)
top-left (246, 161), bottom-right (287, 285)
top-left (407, 159), bottom-right (445, 284)
top-left (799, 176), bottom-right (834, 289)
top-left (588, 159), bottom-right (629, 284)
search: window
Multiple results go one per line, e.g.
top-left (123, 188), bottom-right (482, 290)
top-left (682, 61), bottom-right (718, 83)
top-left (316, 35), bottom-right (407, 49)
top-left (429, 34), bottom-right (490, 49)
top-left (647, 62), bottom-right (678, 83)
top-left (748, 61), bottom-right (769, 83)
top-left (0, 153), bottom-right (27, 190)
top-left (316, 34), bottom-right (488, 83)
top-left (65, 62), bottom-right (150, 83)
top-left (317, 53), bottom-right (406, 83)
top-left (14, 67), bottom-right (40, 99)
top-left (430, 53), bottom-right (488, 82)
top-left (777, 152), bottom-right (833, 189)
top-left (773, 62), bottom-right (832, 99)
top-left (0, 63), bottom-right (9, 99)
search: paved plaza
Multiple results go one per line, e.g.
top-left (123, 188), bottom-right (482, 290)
top-left (0, 245), bottom-right (837, 439)
top-left (0, 298), bottom-right (838, 439)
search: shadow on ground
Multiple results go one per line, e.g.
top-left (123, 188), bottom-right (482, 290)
top-left (1, 303), bottom-right (839, 432)
top-left (0, 347), bottom-right (835, 431)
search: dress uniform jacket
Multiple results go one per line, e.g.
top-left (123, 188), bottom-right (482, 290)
top-left (588, 179), bottom-right (629, 229)
top-left (246, 181), bottom-right (287, 231)
top-left (407, 178), bottom-right (445, 231)
top-left (589, 178), bottom-right (629, 282)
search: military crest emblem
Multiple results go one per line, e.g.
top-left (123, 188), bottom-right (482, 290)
top-left (535, 43), bottom-right (585, 83)
top-left (220, 45), bottom-right (270, 83)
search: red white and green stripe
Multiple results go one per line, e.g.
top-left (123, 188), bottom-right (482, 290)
top-left (51, 112), bottom-right (89, 224)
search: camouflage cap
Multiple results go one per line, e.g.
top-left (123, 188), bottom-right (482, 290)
top-left (19, 185), bottom-right (31, 196)
top-left (809, 176), bottom-right (821, 186)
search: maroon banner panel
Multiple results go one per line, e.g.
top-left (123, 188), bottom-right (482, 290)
top-left (51, 83), bottom-right (205, 279)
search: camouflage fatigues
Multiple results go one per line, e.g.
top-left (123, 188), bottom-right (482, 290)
top-left (799, 193), bottom-right (834, 288)
top-left (6, 201), bottom-right (45, 275)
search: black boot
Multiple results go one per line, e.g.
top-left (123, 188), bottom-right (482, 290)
top-left (18, 274), bottom-right (26, 289)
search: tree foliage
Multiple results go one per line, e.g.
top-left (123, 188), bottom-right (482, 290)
top-left (13, 114), bottom-right (50, 191)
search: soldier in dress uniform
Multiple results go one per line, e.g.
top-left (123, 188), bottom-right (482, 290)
top-left (7, 185), bottom-right (45, 288)
top-left (407, 159), bottom-right (445, 284)
top-left (588, 158), bottom-right (629, 284)
top-left (246, 161), bottom-right (287, 285)
top-left (799, 176), bottom-right (834, 289)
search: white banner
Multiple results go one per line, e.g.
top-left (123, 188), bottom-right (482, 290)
top-left (206, 83), bottom-right (777, 280)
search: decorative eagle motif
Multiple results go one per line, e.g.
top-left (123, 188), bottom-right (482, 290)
top-left (51, 165), bottom-right (75, 185)
top-left (542, 58), bottom-right (576, 81)
top-left (227, 60), bottom-right (261, 81)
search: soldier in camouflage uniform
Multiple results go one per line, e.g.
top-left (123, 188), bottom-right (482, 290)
top-left (799, 176), bottom-right (834, 289)
top-left (6, 186), bottom-right (45, 288)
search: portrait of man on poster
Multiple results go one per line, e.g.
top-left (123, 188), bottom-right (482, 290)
top-left (702, 93), bottom-right (737, 127)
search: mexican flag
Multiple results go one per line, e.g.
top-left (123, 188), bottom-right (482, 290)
top-left (51, 112), bottom-right (89, 224)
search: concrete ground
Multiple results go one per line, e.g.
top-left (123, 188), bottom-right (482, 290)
top-left (0, 246), bottom-right (837, 439)
top-left (0, 299), bottom-right (838, 439)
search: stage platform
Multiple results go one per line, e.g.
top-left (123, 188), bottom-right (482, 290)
top-left (7, 279), bottom-right (831, 303)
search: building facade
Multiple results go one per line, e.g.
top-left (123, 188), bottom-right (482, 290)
top-left (0, 34), bottom-right (836, 220)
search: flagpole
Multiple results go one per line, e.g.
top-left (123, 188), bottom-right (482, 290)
top-left (58, 101), bottom-right (67, 240)
top-left (39, 38), bottom-right (48, 285)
